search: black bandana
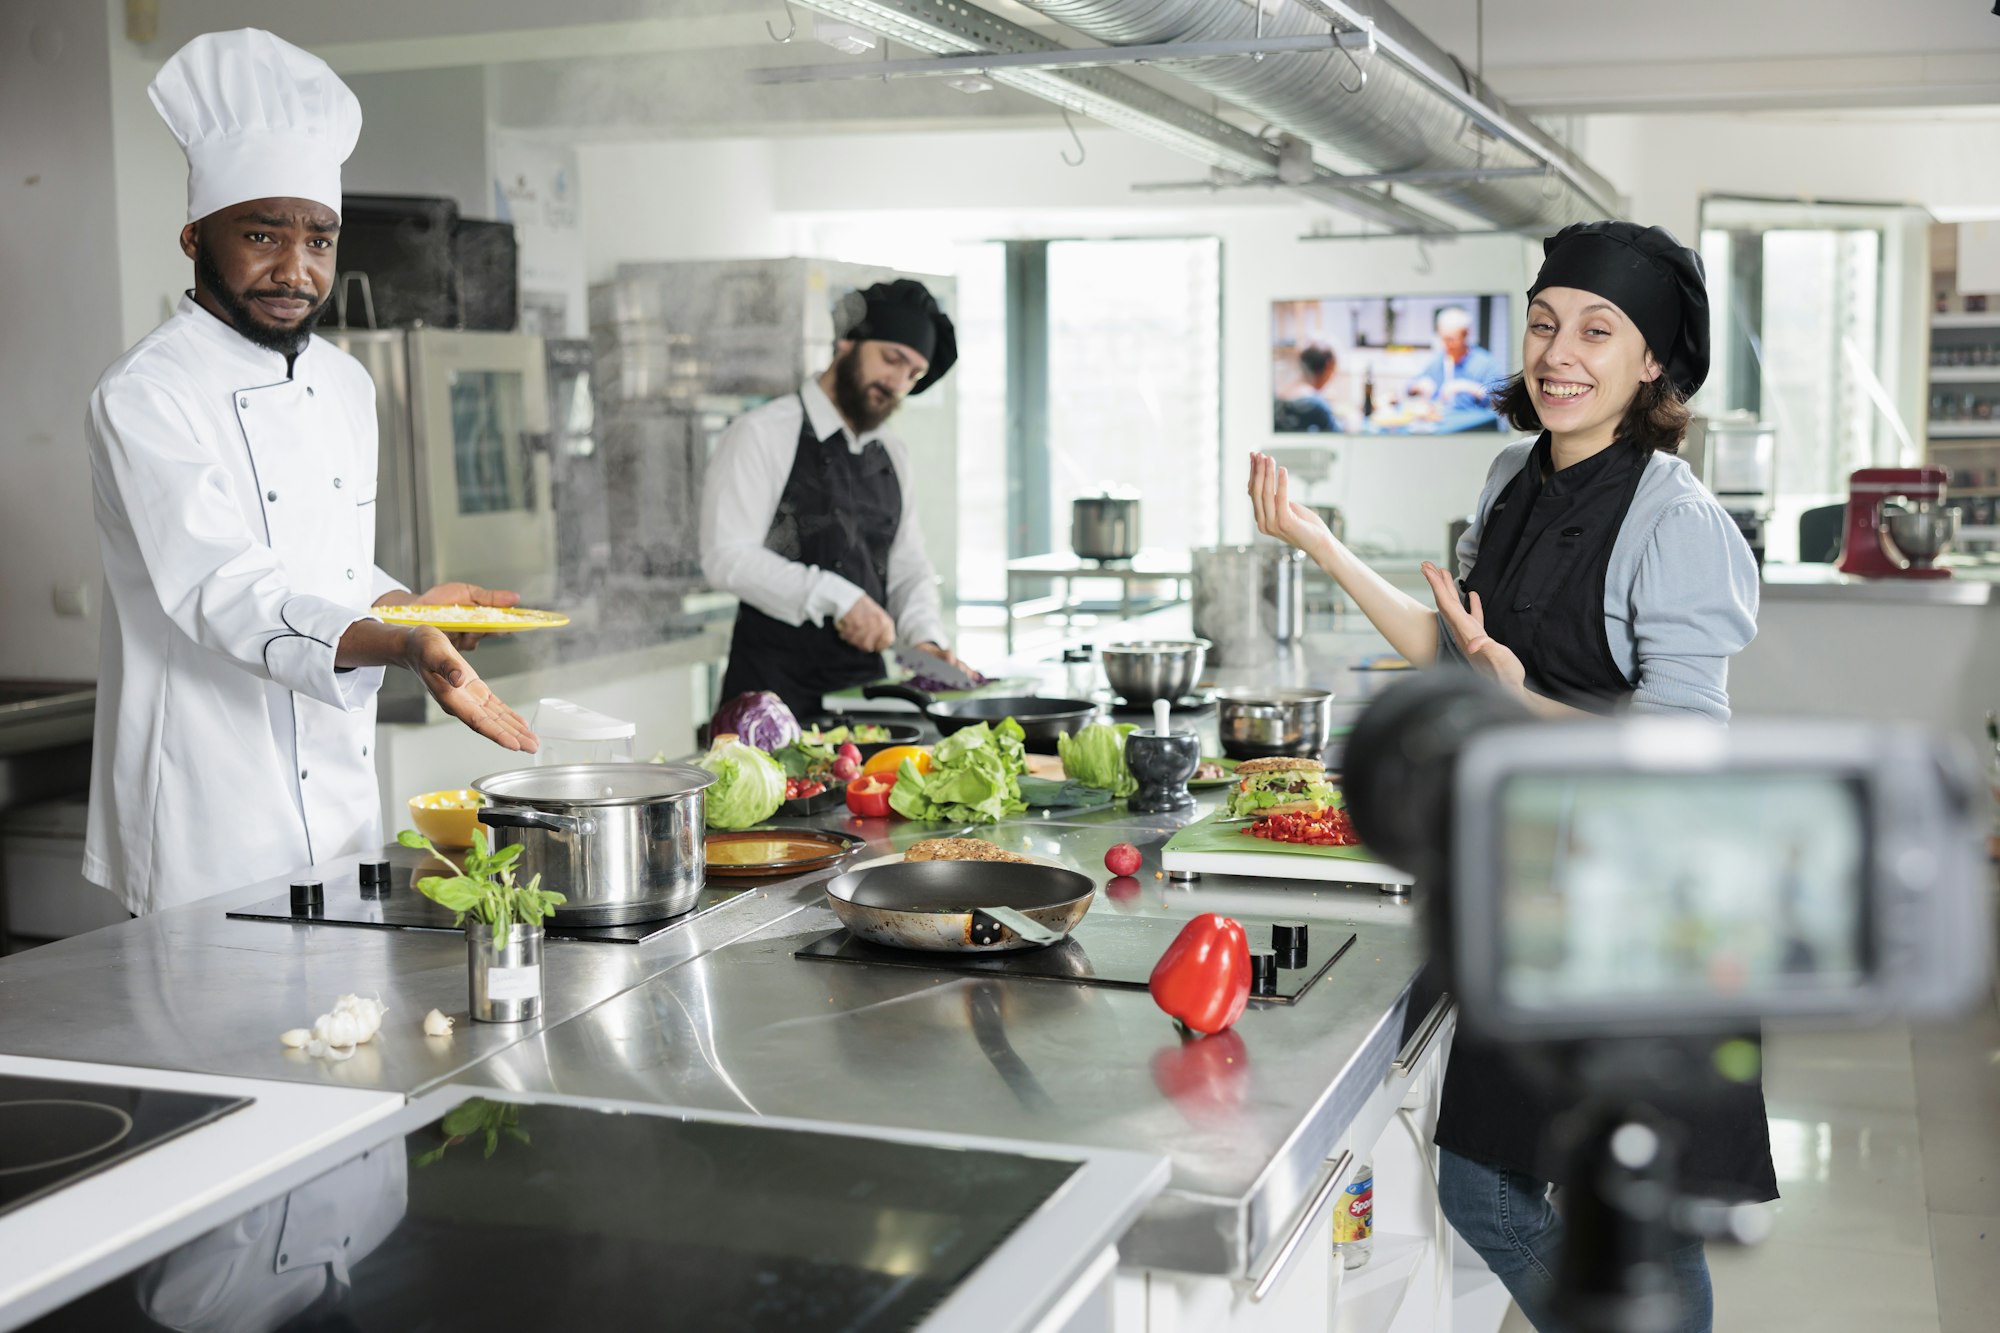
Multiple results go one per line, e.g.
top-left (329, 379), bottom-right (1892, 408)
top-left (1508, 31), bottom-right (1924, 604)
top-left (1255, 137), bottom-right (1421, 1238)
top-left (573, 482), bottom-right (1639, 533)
top-left (1529, 221), bottom-right (1710, 396)
top-left (833, 278), bottom-right (958, 394)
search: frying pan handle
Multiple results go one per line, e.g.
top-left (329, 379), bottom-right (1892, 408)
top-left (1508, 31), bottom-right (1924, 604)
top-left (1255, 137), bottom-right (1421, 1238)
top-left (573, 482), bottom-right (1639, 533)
top-left (972, 906), bottom-right (1065, 947)
top-left (863, 682), bottom-right (937, 710)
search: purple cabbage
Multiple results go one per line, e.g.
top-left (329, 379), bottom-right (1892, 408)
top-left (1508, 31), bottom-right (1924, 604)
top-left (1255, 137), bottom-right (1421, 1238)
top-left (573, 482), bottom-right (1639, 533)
top-left (709, 691), bottom-right (800, 752)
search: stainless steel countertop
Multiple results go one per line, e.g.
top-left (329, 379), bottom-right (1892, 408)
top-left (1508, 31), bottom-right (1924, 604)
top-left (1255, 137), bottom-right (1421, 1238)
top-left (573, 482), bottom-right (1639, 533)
top-left (1759, 563), bottom-right (1997, 605)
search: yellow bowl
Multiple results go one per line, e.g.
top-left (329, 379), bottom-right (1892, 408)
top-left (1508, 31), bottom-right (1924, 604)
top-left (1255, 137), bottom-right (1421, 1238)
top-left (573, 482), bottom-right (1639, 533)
top-left (407, 790), bottom-right (486, 849)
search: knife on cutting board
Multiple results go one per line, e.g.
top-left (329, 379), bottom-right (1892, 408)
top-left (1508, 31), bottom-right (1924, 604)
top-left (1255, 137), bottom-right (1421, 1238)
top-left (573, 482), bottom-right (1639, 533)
top-left (894, 645), bottom-right (984, 691)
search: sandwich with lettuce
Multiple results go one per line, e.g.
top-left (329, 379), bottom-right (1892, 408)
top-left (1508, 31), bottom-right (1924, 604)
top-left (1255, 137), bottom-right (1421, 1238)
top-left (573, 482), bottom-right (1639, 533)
top-left (1223, 757), bottom-right (1338, 819)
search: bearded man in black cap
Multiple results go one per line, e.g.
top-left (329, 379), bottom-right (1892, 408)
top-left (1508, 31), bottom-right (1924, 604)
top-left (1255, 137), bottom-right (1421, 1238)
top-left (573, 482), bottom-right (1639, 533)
top-left (700, 278), bottom-right (964, 717)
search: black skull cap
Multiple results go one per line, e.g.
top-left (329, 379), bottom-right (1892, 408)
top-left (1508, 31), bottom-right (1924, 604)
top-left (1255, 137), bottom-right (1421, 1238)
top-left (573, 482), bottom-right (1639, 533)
top-left (833, 278), bottom-right (958, 395)
top-left (1529, 220), bottom-right (1710, 397)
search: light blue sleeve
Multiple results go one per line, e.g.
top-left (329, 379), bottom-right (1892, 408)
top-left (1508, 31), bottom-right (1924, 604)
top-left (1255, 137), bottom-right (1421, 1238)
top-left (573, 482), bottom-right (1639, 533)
top-left (1624, 499), bottom-right (1761, 722)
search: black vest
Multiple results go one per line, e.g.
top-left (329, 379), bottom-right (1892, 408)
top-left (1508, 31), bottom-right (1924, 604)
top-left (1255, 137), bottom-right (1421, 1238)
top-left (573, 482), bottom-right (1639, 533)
top-left (1428, 436), bottom-right (1778, 1203)
top-left (719, 396), bottom-right (902, 718)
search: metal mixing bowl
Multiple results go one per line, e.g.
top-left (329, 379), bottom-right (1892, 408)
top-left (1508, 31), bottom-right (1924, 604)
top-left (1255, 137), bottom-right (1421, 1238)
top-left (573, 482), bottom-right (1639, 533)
top-left (1100, 640), bottom-right (1210, 705)
top-left (1216, 687), bottom-right (1335, 760)
top-left (1882, 505), bottom-right (1960, 567)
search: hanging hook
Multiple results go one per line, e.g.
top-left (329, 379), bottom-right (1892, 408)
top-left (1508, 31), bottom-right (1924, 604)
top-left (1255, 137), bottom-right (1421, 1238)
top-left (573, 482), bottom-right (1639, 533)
top-left (1060, 107), bottom-right (1086, 167)
top-left (764, 0), bottom-right (796, 43)
top-left (1413, 237), bottom-right (1433, 276)
top-left (1335, 28), bottom-right (1368, 95)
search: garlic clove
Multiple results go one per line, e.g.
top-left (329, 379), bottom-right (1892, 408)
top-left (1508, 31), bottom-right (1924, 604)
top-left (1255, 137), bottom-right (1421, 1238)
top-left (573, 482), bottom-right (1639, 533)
top-left (422, 1008), bottom-right (455, 1037)
top-left (279, 1028), bottom-right (311, 1049)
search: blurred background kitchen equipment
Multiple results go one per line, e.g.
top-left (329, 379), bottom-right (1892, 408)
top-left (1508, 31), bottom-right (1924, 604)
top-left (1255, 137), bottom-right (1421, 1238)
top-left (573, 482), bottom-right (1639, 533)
top-left (332, 194), bottom-right (519, 332)
top-left (529, 698), bottom-right (636, 767)
top-left (1883, 501), bottom-right (1961, 572)
top-left (1836, 465), bottom-right (1954, 579)
top-left (1216, 688), bottom-right (1336, 760)
top-left (1098, 640), bottom-right (1209, 705)
top-left (472, 763), bottom-right (711, 925)
top-left (1684, 413), bottom-right (1776, 566)
top-left (1192, 546), bottom-right (1307, 666)
top-left (1071, 494), bottom-right (1141, 563)
top-left (1447, 516), bottom-right (1475, 569)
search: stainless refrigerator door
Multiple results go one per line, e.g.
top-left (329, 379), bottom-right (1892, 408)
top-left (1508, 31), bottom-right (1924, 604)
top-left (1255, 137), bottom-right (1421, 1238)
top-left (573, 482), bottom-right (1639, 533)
top-left (325, 330), bottom-right (421, 591)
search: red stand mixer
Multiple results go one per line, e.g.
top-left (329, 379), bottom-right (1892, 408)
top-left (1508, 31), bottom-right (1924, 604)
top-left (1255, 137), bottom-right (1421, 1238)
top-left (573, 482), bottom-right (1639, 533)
top-left (1835, 466), bottom-right (1958, 580)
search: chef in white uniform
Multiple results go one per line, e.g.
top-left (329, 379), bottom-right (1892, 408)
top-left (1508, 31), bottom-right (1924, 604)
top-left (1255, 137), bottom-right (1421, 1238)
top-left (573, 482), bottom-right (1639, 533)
top-left (85, 29), bottom-right (537, 916)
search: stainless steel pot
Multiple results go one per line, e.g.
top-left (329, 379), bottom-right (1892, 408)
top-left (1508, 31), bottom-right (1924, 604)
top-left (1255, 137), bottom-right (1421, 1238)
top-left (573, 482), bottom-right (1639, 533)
top-left (1216, 687), bottom-right (1336, 760)
top-left (1100, 639), bottom-right (1210, 705)
top-left (471, 763), bottom-right (712, 926)
top-left (1072, 495), bottom-right (1141, 561)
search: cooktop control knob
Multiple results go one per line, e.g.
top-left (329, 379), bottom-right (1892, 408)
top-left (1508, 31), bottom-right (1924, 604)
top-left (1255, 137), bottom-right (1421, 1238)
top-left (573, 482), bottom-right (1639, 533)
top-left (1272, 921), bottom-right (1308, 968)
top-left (357, 861), bottom-right (392, 898)
top-left (1248, 949), bottom-right (1279, 996)
top-left (289, 880), bottom-right (324, 913)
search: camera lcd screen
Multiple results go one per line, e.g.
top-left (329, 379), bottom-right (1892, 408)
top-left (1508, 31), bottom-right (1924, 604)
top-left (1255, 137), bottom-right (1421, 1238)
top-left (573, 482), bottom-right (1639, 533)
top-left (1496, 772), bottom-right (1869, 1011)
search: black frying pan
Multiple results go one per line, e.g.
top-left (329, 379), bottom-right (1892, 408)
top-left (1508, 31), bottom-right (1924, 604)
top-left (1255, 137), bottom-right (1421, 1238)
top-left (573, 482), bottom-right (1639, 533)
top-left (862, 684), bottom-right (1101, 755)
top-left (825, 859), bottom-right (1096, 952)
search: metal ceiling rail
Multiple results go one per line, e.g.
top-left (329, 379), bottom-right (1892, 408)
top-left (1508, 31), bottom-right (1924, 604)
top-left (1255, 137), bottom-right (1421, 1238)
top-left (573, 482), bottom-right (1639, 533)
top-left (782, 0), bottom-right (1450, 234)
top-left (1131, 164), bottom-right (1552, 192)
top-left (748, 30), bottom-right (1375, 84)
top-left (1289, 0), bottom-right (1623, 219)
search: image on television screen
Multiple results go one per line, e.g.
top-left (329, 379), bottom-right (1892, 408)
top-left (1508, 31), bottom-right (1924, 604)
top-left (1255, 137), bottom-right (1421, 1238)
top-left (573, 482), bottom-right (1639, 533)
top-left (1272, 294), bottom-right (1512, 435)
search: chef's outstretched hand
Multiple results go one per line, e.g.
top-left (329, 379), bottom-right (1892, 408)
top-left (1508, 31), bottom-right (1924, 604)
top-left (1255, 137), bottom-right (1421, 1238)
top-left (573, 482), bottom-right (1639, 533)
top-left (837, 594), bottom-right (896, 654)
top-left (383, 582), bottom-right (522, 651)
top-left (1248, 452), bottom-right (1337, 559)
top-left (1421, 561), bottom-right (1526, 692)
top-left (405, 626), bottom-right (539, 753)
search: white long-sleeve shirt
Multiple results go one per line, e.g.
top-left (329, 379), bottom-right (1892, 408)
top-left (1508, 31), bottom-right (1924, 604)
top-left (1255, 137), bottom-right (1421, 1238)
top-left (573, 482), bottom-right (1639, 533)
top-left (699, 376), bottom-right (948, 649)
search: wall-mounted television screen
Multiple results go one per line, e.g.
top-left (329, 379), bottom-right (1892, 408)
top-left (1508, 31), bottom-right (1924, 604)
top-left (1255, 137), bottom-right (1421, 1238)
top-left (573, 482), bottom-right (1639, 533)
top-left (1272, 294), bottom-right (1512, 435)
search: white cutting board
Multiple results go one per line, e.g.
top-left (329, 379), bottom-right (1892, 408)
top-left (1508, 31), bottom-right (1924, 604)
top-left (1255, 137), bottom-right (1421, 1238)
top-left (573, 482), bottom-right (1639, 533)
top-left (1159, 846), bottom-right (1415, 887)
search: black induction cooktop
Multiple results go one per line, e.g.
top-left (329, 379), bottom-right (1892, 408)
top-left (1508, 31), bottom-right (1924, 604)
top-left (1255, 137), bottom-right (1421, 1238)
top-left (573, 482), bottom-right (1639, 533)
top-left (796, 910), bottom-right (1355, 1005)
top-left (28, 1096), bottom-right (1080, 1332)
top-left (227, 863), bottom-right (746, 944)
top-left (0, 1075), bottom-right (250, 1219)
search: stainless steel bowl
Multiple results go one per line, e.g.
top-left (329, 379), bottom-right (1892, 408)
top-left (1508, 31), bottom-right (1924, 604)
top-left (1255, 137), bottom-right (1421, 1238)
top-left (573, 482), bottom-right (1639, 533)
top-left (1883, 505), bottom-right (1959, 567)
top-left (1216, 687), bottom-right (1335, 760)
top-left (1100, 639), bottom-right (1210, 705)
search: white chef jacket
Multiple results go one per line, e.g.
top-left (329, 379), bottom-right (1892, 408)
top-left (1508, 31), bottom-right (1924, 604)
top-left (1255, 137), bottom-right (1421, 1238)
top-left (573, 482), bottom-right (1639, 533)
top-left (698, 376), bottom-right (948, 648)
top-left (84, 295), bottom-right (405, 914)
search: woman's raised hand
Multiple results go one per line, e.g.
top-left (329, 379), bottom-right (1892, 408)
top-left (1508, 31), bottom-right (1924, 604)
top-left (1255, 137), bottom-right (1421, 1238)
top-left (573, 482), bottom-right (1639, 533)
top-left (1421, 561), bottom-right (1527, 691)
top-left (1247, 452), bottom-right (1336, 557)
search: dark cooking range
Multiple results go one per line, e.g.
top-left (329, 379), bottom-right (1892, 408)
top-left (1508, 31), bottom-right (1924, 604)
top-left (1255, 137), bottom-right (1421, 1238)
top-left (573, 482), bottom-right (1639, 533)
top-left (228, 862), bottom-right (745, 945)
top-left (797, 911), bottom-right (1354, 1005)
top-left (0, 1075), bottom-right (249, 1219)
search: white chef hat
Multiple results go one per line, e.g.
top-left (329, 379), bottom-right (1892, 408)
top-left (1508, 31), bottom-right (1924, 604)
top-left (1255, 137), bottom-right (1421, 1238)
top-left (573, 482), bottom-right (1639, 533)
top-left (148, 28), bottom-right (361, 224)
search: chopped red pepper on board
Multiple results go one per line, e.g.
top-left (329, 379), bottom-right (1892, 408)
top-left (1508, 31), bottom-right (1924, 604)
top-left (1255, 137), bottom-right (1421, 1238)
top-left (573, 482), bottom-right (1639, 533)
top-left (1243, 809), bottom-right (1360, 846)
top-left (1147, 913), bottom-right (1251, 1035)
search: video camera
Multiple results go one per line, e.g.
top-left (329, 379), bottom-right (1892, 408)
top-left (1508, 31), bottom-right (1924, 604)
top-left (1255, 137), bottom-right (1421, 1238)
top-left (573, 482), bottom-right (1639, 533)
top-left (1343, 671), bottom-right (1993, 1333)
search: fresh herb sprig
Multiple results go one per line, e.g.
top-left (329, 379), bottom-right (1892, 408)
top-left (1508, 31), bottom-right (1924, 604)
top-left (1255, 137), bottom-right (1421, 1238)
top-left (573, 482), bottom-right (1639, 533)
top-left (413, 1097), bottom-right (530, 1167)
top-left (395, 828), bottom-right (567, 932)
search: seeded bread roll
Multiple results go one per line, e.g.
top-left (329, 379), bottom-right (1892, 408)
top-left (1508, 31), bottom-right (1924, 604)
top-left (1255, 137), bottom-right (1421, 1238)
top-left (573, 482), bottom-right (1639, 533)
top-left (904, 837), bottom-right (1033, 864)
top-left (1232, 756), bottom-right (1326, 776)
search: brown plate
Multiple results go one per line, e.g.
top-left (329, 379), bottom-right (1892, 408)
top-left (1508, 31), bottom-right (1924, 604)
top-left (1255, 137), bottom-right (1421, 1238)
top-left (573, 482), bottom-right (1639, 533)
top-left (704, 829), bottom-right (863, 878)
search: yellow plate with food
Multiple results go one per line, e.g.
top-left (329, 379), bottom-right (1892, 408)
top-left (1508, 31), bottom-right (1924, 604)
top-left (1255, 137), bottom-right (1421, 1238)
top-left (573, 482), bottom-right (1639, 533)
top-left (408, 789), bottom-right (487, 849)
top-left (373, 605), bottom-right (570, 633)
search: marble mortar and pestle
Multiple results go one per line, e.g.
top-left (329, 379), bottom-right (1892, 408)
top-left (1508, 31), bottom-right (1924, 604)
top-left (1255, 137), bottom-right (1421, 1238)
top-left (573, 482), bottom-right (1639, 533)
top-left (1125, 698), bottom-right (1200, 814)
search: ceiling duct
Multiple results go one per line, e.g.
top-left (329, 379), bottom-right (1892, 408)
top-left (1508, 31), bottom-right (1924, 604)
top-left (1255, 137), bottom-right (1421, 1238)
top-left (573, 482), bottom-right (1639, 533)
top-left (1019, 0), bottom-right (1622, 231)
top-left (786, 0), bottom-right (1448, 232)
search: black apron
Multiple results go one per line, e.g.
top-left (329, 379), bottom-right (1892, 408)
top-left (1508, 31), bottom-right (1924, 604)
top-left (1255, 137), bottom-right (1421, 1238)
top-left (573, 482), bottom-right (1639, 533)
top-left (718, 397), bottom-right (902, 719)
top-left (1426, 434), bottom-right (1779, 1203)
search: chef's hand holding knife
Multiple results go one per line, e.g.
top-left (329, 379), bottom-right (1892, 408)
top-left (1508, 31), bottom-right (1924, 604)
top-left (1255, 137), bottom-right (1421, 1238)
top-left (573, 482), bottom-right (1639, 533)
top-left (836, 596), bottom-right (971, 672)
top-left (339, 582), bottom-right (538, 753)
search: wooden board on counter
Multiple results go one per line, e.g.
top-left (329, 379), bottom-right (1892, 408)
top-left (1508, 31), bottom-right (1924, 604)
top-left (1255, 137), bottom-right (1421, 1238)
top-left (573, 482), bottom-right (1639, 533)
top-left (1161, 811), bottom-right (1413, 887)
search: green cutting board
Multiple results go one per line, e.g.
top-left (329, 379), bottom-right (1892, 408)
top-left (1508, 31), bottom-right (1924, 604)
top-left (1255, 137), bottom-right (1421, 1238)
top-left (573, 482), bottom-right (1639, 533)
top-left (1160, 809), bottom-right (1411, 885)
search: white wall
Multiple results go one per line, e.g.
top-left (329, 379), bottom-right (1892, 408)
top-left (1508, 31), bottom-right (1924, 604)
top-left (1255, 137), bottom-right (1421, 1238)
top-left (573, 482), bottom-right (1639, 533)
top-left (0, 0), bottom-right (123, 681)
top-left (342, 65), bottom-right (492, 218)
top-left (577, 139), bottom-right (782, 281)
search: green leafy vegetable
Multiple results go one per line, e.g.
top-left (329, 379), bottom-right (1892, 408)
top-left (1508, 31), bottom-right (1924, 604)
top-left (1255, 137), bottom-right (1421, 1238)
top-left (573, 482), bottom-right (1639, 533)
top-left (1056, 722), bottom-right (1139, 798)
top-left (888, 718), bottom-right (1028, 823)
top-left (801, 723), bottom-right (893, 746)
top-left (773, 736), bottom-right (837, 781)
top-left (395, 828), bottom-right (567, 932)
top-left (413, 1097), bottom-right (531, 1167)
top-left (697, 737), bottom-right (787, 829)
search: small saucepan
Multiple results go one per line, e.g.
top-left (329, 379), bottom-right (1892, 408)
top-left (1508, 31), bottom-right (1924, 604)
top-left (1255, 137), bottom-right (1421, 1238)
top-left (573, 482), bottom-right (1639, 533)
top-left (824, 859), bottom-right (1096, 952)
top-left (862, 683), bottom-right (1101, 755)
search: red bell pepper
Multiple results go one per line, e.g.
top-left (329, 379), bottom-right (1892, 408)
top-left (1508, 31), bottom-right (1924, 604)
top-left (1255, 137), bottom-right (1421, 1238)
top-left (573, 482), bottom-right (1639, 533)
top-left (1147, 913), bottom-right (1251, 1035)
top-left (844, 772), bottom-right (896, 819)
top-left (1150, 1028), bottom-right (1250, 1128)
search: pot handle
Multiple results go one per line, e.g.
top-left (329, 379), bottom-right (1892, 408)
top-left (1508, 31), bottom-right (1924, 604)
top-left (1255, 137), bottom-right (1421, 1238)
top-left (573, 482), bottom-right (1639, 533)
top-left (862, 682), bottom-right (937, 710)
top-left (478, 806), bottom-right (596, 836)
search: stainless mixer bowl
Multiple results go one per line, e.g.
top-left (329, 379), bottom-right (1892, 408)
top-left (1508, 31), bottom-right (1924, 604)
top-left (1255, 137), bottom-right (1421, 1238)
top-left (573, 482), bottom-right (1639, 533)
top-left (1100, 640), bottom-right (1210, 705)
top-left (1882, 505), bottom-right (1959, 566)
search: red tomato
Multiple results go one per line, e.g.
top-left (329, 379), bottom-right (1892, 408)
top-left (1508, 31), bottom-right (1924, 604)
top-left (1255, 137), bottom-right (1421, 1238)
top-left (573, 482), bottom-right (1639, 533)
top-left (1104, 842), bottom-right (1143, 876)
top-left (844, 772), bottom-right (896, 819)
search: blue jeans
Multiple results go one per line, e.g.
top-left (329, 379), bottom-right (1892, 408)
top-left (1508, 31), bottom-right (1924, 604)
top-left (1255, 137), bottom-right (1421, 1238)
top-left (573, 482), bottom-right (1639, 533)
top-left (1437, 1147), bottom-right (1713, 1333)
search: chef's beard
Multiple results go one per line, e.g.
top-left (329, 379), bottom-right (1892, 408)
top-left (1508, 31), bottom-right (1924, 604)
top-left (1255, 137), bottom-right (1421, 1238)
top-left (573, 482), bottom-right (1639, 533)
top-left (832, 347), bottom-right (904, 434)
top-left (195, 243), bottom-right (329, 359)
